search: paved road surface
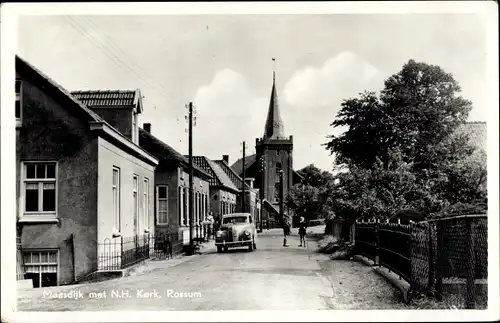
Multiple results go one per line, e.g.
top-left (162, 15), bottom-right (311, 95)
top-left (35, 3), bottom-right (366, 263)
top-left (17, 229), bottom-right (403, 311)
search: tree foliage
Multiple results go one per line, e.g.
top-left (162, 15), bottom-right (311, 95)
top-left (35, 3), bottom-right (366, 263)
top-left (285, 164), bottom-right (334, 221)
top-left (323, 59), bottom-right (486, 219)
top-left (297, 164), bottom-right (335, 187)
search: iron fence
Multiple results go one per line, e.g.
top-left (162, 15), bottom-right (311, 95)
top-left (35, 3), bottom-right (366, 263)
top-left (354, 215), bottom-right (488, 309)
top-left (98, 232), bottom-right (185, 271)
top-left (410, 215), bottom-right (487, 309)
top-left (379, 222), bottom-right (411, 282)
top-left (354, 221), bottom-right (377, 262)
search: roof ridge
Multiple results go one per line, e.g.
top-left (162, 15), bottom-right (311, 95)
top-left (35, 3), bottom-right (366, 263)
top-left (139, 129), bottom-right (211, 178)
top-left (71, 89), bottom-right (137, 93)
top-left (214, 159), bottom-right (251, 190)
top-left (16, 55), bottom-right (102, 123)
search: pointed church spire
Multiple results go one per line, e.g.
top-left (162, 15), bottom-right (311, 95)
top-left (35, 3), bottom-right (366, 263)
top-left (263, 58), bottom-right (285, 139)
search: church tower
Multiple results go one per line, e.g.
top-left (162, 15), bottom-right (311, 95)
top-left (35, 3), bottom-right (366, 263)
top-left (255, 67), bottom-right (293, 223)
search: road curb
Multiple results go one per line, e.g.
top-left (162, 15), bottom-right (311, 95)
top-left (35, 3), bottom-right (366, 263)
top-left (352, 254), bottom-right (410, 303)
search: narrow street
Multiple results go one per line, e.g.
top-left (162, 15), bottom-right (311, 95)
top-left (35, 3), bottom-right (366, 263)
top-left (17, 229), bottom-right (404, 311)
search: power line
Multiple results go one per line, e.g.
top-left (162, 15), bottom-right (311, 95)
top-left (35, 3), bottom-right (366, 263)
top-left (80, 16), bottom-right (172, 97)
top-left (63, 16), bottom-right (172, 102)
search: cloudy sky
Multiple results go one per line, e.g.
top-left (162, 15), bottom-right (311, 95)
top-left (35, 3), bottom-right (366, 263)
top-left (17, 13), bottom-right (488, 171)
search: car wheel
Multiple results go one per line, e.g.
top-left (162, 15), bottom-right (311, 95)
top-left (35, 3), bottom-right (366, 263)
top-left (248, 240), bottom-right (254, 252)
top-left (217, 246), bottom-right (223, 253)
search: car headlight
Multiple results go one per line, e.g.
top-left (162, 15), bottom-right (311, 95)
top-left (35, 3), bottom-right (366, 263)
top-left (244, 230), bottom-right (251, 236)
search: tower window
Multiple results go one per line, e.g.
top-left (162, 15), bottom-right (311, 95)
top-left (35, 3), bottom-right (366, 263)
top-left (276, 162), bottom-right (282, 171)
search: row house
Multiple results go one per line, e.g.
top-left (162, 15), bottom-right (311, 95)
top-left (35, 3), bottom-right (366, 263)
top-left (138, 125), bottom-right (212, 248)
top-left (15, 56), bottom-right (158, 288)
top-left (214, 155), bottom-right (261, 226)
top-left (190, 156), bottom-right (239, 219)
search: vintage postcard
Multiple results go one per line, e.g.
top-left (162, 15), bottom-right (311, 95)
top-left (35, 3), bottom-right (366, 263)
top-left (1, 1), bottom-right (498, 322)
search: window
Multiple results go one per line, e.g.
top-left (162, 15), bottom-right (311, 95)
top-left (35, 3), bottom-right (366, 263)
top-left (204, 194), bottom-right (208, 222)
top-left (183, 187), bottom-right (188, 225)
top-left (133, 175), bottom-right (138, 233)
top-left (112, 167), bottom-right (121, 232)
top-left (23, 250), bottom-right (58, 288)
top-left (16, 80), bottom-right (22, 125)
top-left (143, 178), bottom-right (149, 229)
top-left (197, 192), bottom-right (201, 224)
top-left (157, 185), bottom-right (168, 225)
top-left (178, 186), bottom-right (184, 226)
top-left (222, 216), bottom-right (247, 224)
top-left (22, 162), bottom-right (57, 218)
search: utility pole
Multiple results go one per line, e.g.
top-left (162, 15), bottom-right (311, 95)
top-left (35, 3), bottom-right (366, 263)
top-left (258, 155), bottom-right (265, 232)
top-left (188, 102), bottom-right (195, 255)
top-left (242, 141), bottom-right (246, 213)
top-left (279, 169), bottom-right (284, 225)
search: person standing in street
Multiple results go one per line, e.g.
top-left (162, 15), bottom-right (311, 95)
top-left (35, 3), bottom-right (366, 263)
top-left (205, 212), bottom-right (214, 241)
top-left (298, 216), bottom-right (307, 247)
top-left (282, 214), bottom-right (291, 247)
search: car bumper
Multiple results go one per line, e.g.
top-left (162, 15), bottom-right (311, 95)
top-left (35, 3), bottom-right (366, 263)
top-left (215, 240), bottom-right (252, 247)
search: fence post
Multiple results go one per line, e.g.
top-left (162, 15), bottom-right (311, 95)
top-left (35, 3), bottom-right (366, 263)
top-left (435, 220), bottom-right (444, 301)
top-left (427, 223), bottom-right (435, 296)
top-left (351, 222), bottom-right (355, 245)
top-left (465, 217), bottom-right (476, 309)
top-left (374, 219), bottom-right (380, 266)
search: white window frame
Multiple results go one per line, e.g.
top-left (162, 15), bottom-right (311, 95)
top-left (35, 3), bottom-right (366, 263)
top-left (20, 161), bottom-right (58, 222)
top-left (133, 174), bottom-right (139, 235)
top-left (157, 185), bottom-right (169, 225)
top-left (184, 187), bottom-right (189, 226)
top-left (112, 167), bottom-right (121, 235)
top-left (178, 186), bottom-right (184, 226)
top-left (16, 79), bottom-right (22, 127)
top-left (23, 249), bottom-right (59, 288)
top-left (143, 178), bottom-right (150, 232)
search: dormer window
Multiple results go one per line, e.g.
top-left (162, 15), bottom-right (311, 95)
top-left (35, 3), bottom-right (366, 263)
top-left (16, 80), bottom-right (22, 126)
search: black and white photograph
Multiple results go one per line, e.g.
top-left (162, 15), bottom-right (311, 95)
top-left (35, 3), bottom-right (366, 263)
top-left (1, 2), bottom-right (498, 322)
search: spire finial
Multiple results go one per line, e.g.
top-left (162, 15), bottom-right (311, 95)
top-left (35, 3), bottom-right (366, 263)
top-left (272, 58), bottom-right (276, 82)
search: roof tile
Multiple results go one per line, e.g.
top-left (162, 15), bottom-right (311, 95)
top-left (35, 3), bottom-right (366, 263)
top-left (71, 90), bottom-right (139, 107)
top-left (191, 156), bottom-right (239, 192)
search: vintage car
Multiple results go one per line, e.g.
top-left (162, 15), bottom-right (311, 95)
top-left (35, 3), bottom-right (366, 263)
top-left (215, 213), bottom-right (258, 252)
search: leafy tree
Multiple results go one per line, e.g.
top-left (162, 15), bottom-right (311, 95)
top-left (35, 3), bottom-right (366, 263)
top-left (285, 184), bottom-right (323, 222)
top-left (297, 164), bottom-right (335, 187)
top-left (325, 59), bottom-right (473, 172)
top-left (323, 59), bottom-right (484, 219)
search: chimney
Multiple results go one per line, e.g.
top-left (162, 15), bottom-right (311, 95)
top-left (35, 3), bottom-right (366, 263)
top-left (223, 155), bottom-right (229, 164)
top-left (245, 178), bottom-right (255, 188)
top-left (143, 123), bottom-right (151, 133)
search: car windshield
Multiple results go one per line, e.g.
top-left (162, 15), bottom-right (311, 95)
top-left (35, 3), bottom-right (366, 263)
top-left (222, 216), bottom-right (247, 224)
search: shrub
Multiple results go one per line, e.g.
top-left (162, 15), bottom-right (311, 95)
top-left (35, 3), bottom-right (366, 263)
top-left (429, 202), bottom-right (487, 219)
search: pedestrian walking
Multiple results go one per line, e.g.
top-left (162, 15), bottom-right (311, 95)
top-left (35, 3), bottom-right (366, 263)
top-left (213, 213), bottom-right (221, 239)
top-left (298, 216), bottom-right (307, 247)
top-left (282, 213), bottom-right (291, 247)
top-left (206, 212), bottom-right (214, 241)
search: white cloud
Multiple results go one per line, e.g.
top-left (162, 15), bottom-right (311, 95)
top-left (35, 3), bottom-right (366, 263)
top-left (279, 52), bottom-right (384, 171)
top-left (283, 51), bottom-right (383, 109)
top-left (193, 69), bottom-right (268, 162)
top-left (191, 53), bottom-right (384, 171)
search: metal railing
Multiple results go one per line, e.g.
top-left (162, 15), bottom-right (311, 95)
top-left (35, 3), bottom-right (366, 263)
top-left (98, 232), bottom-right (185, 271)
top-left (354, 215), bottom-right (488, 308)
